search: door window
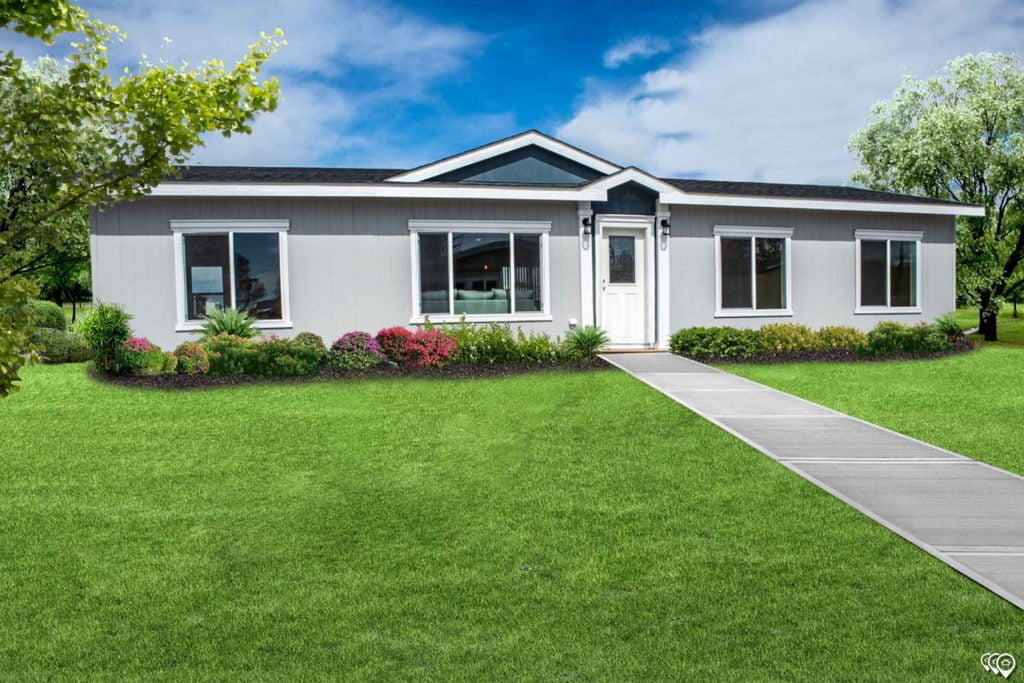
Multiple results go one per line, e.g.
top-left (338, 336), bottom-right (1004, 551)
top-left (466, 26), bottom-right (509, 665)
top-left (608, 235), bottom-right (636, 284)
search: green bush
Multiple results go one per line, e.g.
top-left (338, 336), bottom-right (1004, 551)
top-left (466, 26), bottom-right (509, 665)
top-left (562, 325), bottom-right (609, 360)
top-left (160, 351), bottom-right (178, 375)
top-left (202, 334), bottom-right (254, 376)
top-left (76, 303), bottom-right (132, 372)
top-left (30, 300), bottom-right (66, 331)
top-left (816, 326), bottom-right (869, 352)
top-left (28, 328), bottom-right (93, 363)
top-left (115, 338), bottom-right (165, 375)
top-left (866, 321), bottom-right (952, 356)
top-left (199, 307), bottom-right (258, 339)
top-left (293, 332), bottom-right (328, 363)
top-left (443, 322), bottom-right (563, 364)
top-left (247, 337), bottom-right (321, 377)
top-left (669, 327), bottom-right (763, 359)
top-left (759, 323), bottom-right (818, 353)
top-left (934, 311), bottom-right (965, 339)
top-left (174, 342), bottom-right (210, 375)
top-left (510, 329), bottom-right (564, 363)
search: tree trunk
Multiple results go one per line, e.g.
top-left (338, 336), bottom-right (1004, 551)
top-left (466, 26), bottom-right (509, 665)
top-left (979, 303), bottom-right (999, 341)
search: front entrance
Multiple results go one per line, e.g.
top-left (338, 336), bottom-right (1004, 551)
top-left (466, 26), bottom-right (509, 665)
top-left (598, 216), bottom-right (652, 347)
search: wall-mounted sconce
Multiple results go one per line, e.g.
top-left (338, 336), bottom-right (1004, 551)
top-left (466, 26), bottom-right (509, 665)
top-left (581, 216), bottom-right (593, 235)
top-left (660, 218), bottom-right (671, 236)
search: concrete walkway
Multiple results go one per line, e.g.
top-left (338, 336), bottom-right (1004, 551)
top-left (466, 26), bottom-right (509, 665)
top-left (601, 352), bottom-right (1024, 610)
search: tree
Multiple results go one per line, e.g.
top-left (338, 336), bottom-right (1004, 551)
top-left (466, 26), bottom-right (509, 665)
top-left (849, 52), bottom-right (1024, 341)
top-left (0, 2), bottom-right (284, 395)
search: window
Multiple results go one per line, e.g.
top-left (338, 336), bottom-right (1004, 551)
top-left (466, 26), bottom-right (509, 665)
top-left (608, 235), bottom-right (636, 284)
top-left (855, 230), bottom-right (922, 312)
top-left (410, 220), bottom-right (550, 321)
top-left (172, 220), bottom-right (290, 330)
top-left (714, 226), bottom-right (792, 316)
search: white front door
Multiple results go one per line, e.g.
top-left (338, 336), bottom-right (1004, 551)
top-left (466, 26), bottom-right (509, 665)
top-left (600, 227), bottom-right (647, 345)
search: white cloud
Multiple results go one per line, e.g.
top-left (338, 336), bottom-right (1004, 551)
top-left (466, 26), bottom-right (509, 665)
top-left (0, 0), bottom-right (486, 167)
top-left (603, 36), bottom-right (672, 68)
top-left (561, 0), bottom-right (1024, 184)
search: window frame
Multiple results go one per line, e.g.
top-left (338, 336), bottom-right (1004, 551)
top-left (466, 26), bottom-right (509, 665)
top-left (408, 219), bottom-right (552, 324)
top-left (171, 219), bottom-right (292, 332)
top-left (854, 229), bottom-right (923, 314)
top-left (713, 225), bottom-right (794, 318)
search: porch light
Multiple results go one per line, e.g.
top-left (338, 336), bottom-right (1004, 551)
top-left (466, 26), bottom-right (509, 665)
top-left (660, 219), bottom-right (671, 236)
top-left (582, 216), bottom-right (592, 235)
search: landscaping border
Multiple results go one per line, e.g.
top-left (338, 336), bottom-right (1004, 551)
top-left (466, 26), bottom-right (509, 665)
top-left (685, 337), bottom-right (975, 365)
top-left (90, 358), bottom-right (611, 390)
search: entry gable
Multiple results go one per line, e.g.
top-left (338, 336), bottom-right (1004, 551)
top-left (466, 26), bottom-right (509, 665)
top-left (386, 130), bottom-right (621, 183)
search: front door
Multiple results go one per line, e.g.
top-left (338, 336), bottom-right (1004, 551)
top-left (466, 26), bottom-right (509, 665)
top-left (600, 228), bottom-right (647, 345)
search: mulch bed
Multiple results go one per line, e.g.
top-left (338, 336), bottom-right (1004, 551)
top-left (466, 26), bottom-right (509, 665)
top-left (688, 337), bottom-right (976, 365)
top-left (91, 358), bottom-right (612, 390)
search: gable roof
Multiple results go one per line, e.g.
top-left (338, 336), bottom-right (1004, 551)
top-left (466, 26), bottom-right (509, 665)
top-left (173, 166), bottom-right (402, 183)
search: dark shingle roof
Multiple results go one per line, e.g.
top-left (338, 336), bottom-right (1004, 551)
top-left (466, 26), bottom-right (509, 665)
top-left (167, 165), bottom-right (968, 207)
top-left (171, 166), bottom-right (402, 183)
top-left (661, 178), bottom-right (964, 206)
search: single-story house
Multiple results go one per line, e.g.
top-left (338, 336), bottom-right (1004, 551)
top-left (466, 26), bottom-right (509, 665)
top-left (90, 130), bottom-right (985, 350)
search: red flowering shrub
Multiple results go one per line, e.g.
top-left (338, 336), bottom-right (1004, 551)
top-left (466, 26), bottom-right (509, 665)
top-left (174, 342), bottom-right (210, 375)
top-left (402, 329), bottom-right (457, 368)
top-left (376, 326), bottom-right (413, 363)
top-left (116, 337), bottom-right (165, 375)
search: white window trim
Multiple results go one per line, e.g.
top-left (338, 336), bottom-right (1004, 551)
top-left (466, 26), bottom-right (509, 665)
top-left (713, 226), bottom-right (794, 318)
top-left (408, 220), bottom-right (552, 324)
top-left (171, 219), bottom-right (292, 332)
top-left (854, 229), bottom-right (923, 314)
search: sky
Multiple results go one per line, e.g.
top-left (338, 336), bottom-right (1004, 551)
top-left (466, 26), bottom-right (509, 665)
top-left (3, 0), bottom-right (1024, 183)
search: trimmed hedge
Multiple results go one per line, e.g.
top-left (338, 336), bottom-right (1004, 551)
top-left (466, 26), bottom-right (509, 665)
top-left (31, 300), bottom-right (66, 331)
top-left (668, 327), bottom-right (763, 359)
top-left (29, 328), bottom-right (93, 364)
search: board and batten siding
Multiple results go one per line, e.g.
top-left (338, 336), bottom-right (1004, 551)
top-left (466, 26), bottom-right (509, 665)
top-left (668, 206), bottom-right (956, 331)
top-left (91, 197), bottom-right (581, 349)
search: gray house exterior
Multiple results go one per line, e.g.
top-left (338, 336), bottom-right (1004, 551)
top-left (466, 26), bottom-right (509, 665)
top-left (91, 131), bottom-right (983, 351)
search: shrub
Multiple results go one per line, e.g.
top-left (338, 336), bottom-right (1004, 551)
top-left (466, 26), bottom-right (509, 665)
top-left (202, 334), bottom-right (254, 376)
top-left (199, 307), bottom-right (258, 339)
top-left (403, 329), bottom-right (457, 368)
top-left (759, 323), bottom-right (818, 353)
top-left (293, 332), bottom-right (329, 363)
top-left (116, 337), bottom-right (165, 375)
top-left (30, 300), bottom-right (66, 331)
top-left (562, 325), bottom-right (609, 360)
top-left (668, 327), bottom-right (762, 359)
top-left (160, 351), bottom-right (178, 375)
top-left (247, 336), bottom-right (322, 377)
top-left (866, 321), bottom-right (952, 356)
top-left (511, 329), bottom-right (564, 364)
top-left (330, 331), bottom-right (385, 369)
top-left (934, 311), bottom-right (965, 340)
top-left (174, 342), bottom-right (210, 375)
top-left (816, 326), bottom-right (869, 352)
top-left (445, 322), bottom-right (517, 364)
top-left (376, 327), bottom-right (413, 364)
top-left (28, 328), bottom-right (93, 363)
top-left (77, 303), bottom-right (132, 372)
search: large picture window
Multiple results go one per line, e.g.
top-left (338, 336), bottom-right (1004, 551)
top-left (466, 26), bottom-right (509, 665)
top-left (714, 226), bottom-right (792, 316)
top-left (410, 220), bottom-right (550, 321)
top-left (855, 230), bottom-right (921, 312)
top-left (173, 220), bottom-right (290, 330)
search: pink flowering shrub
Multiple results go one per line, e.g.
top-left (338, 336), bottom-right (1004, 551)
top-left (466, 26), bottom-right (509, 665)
top-left (116, 336), bottom-right (164, 375)
top-left (375, 326), bottom-right (413, 363)
top-left (173, 342), bottom-right (210, 375)
top-left (402, 329), bottom-right (457, 368)
top-left (330, 331), bottom-right (385, 369)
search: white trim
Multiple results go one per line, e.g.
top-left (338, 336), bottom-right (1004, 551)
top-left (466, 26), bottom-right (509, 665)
top-left (577, 202), bottom-right (594, 327)
top-left (595, 214), bottom-right (656, 348)
top-left (714, 226), bottom-right (793, 318)
top-left (172, 221), bottom-right (292, 330)
top-left (170, 219), bottom-right (290, 231)
top-left (656, 205), bottom-right (671, 349)
top-left (386, 130), bottom-right (621, 182)
top-left (408, 219), bottom-right (551, 233)
top-left (150, 182), bottom-right (985, 217)
top-left (854, 230), bottom-right (923, 314)
top-left (582, 167), bottom-right (689, 203)
top-left (407, 220), bottom-right (551, 324)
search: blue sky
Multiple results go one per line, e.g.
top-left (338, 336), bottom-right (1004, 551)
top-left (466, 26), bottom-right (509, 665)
top-left (3, 0), bottom-right (1024, 182)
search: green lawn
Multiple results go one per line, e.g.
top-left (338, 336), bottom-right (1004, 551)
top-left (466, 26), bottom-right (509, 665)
top-left (1, 365), bottom-right (1021, 678)
top-left (726, 345), bottom-right (1024, 478)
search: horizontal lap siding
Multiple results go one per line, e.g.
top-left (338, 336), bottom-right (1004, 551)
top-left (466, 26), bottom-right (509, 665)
top-left (92, 197), bottom-right (581, 349)
top-left (668, 206), bottom-right (955, 331)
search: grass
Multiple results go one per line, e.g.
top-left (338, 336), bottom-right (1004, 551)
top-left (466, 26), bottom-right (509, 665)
top-left (726, 345), bottom-right (1024, 478)
top-left (956, 303), bottom-right (1024, 346)
top-left (60, 300), bottom-right (92, 326)
top-left (1, 365), bottom-right (1022, 678)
